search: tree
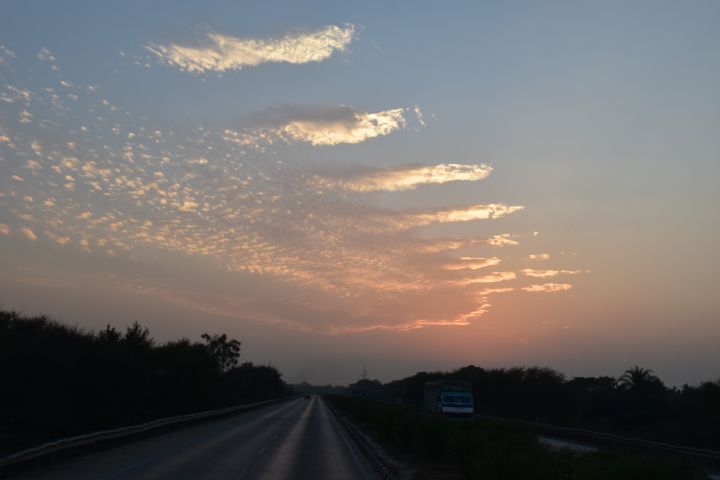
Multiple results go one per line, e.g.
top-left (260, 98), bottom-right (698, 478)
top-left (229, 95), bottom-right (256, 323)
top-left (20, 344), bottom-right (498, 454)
top-left (201, 333), bottom-right (241, 372)
top-left (97, 325), bottom-right (122, 343)
top-left (617, 366), bottom-right (662, 391)
top-left (123, 321), bottom-right (153, 349)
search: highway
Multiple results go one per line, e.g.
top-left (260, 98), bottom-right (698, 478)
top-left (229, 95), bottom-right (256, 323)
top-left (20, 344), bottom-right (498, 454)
top-left (17, 397), bottom-right (377, 480)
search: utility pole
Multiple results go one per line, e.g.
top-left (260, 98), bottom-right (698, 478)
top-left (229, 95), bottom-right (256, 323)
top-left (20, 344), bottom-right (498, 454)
top-left (362, 365), bottom-right (367, 380)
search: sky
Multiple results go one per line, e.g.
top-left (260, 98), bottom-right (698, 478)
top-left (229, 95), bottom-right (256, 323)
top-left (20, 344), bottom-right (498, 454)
top-left (1, 1), bottom-right (719, 386)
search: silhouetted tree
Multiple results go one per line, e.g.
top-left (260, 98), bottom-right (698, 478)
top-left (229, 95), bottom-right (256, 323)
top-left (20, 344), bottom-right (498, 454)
top-left (155, 339), bottom-right (218, 411)
top-left (96, 324), bottom-right (122, 343)
top-left (617, 366), bottom-right (662, 391)
top-left (0, 310), bottom-right (286, 455)
top-left (123, 321), bottom-right (153, 349)
top-left (217, 362), bottom-right (286, 403)
top-left (201, 332), bottom-right (241, 372)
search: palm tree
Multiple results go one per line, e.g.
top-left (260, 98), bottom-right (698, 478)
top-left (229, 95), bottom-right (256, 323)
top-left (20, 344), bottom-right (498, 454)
top-left (617, 366), bottom-right (661, 391)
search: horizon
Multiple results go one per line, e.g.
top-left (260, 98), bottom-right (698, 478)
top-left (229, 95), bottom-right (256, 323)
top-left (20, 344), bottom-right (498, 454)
top-left (1, 308), bottom-right (713, 389)
top-left (1, 1), bottom-right (719, 388)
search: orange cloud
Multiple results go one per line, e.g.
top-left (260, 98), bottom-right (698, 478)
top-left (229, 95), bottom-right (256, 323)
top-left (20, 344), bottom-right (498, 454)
top-left (522, 283), bottom-right (573, 293)
top-left (383, 204), bottom-right (524, 230)
top-left (443, 257), bottom-right (501, 271)
top-left (487, 233), bottom-right (519, 247)
top-left (521, 268), bottom-right (584, 278)
top-left (20, 227), bottom-right (37, 241)
top-left (322, 163), bottom-right (493, 192)
top-left (452, 271), bottom-right (517, 285)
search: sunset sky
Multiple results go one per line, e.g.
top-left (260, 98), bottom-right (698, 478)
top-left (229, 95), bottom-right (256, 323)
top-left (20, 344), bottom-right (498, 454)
top-left (1, 1), bottom-right (719, 386)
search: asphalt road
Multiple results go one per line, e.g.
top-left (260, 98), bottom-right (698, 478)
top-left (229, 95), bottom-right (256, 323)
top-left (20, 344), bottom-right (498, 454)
top-left (18, 397), bottom-right (377, 480)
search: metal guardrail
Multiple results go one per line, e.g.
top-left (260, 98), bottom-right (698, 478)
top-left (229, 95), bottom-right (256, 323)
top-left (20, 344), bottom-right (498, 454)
top-left (327, 403), bottom-right (397, 480)
top-left (0, 397), bottom-right (290, 471)
top-left (474, 414), bottom-right (720, 462)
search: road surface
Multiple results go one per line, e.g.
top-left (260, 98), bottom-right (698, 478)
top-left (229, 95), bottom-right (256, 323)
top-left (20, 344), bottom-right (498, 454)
top-left (17, 396), bottom-right (377, 480)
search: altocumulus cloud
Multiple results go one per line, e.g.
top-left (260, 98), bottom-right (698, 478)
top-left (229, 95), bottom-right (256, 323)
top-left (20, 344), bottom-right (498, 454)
top-left (224, 105), bottom-right (407, 147)
top-left (146, 24), bottom-right (355, 73)
top-left (0, 48), bottom-right (589, 334)
top-left (20, 227), bottom-right (37, 241)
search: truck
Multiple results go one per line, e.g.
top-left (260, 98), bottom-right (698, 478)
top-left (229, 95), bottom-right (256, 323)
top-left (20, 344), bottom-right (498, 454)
top-left (424, 381), bottom-right (474, 416)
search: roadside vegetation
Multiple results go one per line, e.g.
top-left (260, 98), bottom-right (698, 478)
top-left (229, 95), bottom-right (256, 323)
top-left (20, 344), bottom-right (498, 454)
top-left (348, 365), bottom-right (720, 451)
top-left (0, 310), bottom-right (290, 456)
top-left (329, 396), bottom-right (709, 480)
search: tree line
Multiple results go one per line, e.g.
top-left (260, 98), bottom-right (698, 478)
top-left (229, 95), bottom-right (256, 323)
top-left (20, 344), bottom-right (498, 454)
top-left (0, 310), bottom-right (290, 455)
top-left (349, 365), bottom-right (720, 450)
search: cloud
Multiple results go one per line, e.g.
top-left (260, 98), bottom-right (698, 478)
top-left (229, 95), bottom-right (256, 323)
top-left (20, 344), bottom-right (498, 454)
top-left (20, 227), bottom-right (37, 241)
top-left (382, 204), bottom-right (524, 230)
top-left (0, 224), bottom-right (9, 235)
top-left (480, 287), bottom-right (515, 295)
top-left (487, 233), bottom-right (519, 247)
top-left (443, 257), bottom-right (501, 271)
top-left (529, 253), bottom-right (550, 260)
top-left (19, 110), bottom-right (32, 124)
top-left (281, 108), bottom-right (404, 145)
top-left (147, 24), bottom-right (355, 73)
top-left (317, 163), bottom-right (493, 192)
top-left (522, 283), bottom-right (573, 293)
top-left (46, 231), bottom-right (71, 245)
top-left (452, 271), bottom-right (517, 285)
top-left (37, 47), bottom-right (55, 62)
top-left (0, 45), bottom-right (16, 62)
top-left (1, 85), bottom-right (33, 104)
top-left (413, 106), bottom-right (426, 128)
top-left (0, 50), bottom-right (589, 335)
top-left (521, 268), bottom-right (585, 278)
top-left (409, 235), bottom-right (520, 253)
top-left (225, 105), bottom-right (407, 147)
top-left (328, 315), bottom-right (478, 334)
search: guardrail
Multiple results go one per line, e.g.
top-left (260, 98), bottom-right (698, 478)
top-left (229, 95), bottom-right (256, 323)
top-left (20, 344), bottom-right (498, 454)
top-left (474, 414), bottom-right (720, 463)
top-left (0, 396), bottom-right (294, 472)
top-left (327, 402), bottom-right (397, 480)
